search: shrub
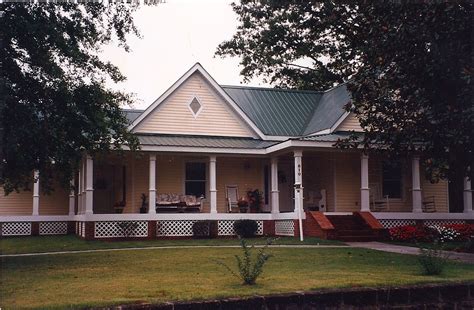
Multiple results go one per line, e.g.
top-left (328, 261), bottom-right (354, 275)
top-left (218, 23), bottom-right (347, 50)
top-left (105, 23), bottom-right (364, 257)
top-left (234, 220), bottom-right (258, 238)
top-left (428, 225), bottom-right (460, 243)
top-left (444, 224), bottom-right (474, 241)
top-left (389, 225), bottom-right (430, 242)
top-left (417, 242), bottom-right (450, 275)
top-left (192, 221), bottom-right (211, 238)
top-left (215, 238), bottom-right (274, 285)
top-left (461, 237), bottom-right (474, 253)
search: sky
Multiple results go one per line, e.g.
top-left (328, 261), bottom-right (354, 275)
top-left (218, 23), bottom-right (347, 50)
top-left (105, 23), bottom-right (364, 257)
top-left (101, 0), bottom-right (268, 110)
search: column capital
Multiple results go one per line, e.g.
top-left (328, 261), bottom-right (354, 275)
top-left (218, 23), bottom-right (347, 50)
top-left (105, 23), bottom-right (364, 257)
top-left (149, 154), bottom-right (156, 161)
top-left (209, 155), bottom-right (217, 162)
top-left (361, 153), bottom-right (369, 159)
top-left (293, 150), bottom-right (303, 157)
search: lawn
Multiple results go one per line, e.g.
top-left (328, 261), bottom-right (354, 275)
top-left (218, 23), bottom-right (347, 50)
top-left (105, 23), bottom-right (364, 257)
top-left (0, 235), bottom-right (343, 255)
top-left (1, 246), bottom-right (473, 309)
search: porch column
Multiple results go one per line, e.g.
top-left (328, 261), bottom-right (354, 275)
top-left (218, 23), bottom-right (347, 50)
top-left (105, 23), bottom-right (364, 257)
top-left (32, 170), bottom-right (40, 216)
top-left (294, 150), bottom-right (304, 241)
top-left (85, 155), bottom-right (94, 215)
top-left (68, 178), bottom-right (75, 216)
top-left (463, 175), bottom-right (473, 214)
top-left (411, 156), bottom-right (423, 213)
top-left (360, 153), bottom-right (370, 211)
top-left (78, 163), bottom-right (82, 214)
top-left (148, 154), bottom-right (157, 214)
top-left (271, 157), bottom-right (279, 214)
top-left (209, 155), bottom-right (217, 214)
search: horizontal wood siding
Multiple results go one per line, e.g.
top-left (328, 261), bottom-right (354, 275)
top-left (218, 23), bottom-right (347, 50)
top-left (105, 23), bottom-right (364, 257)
top-left (334, 153), bottom-right (361, 212)
top-left (216, 157), bottom-right (264, 213)
top-left (422, 178), bottom-right (449, 213)
top-left (303, 152), bottom-right (335, 211)
top-left (0, 187), bottom-right (33, 215)
top-left (135, 72), bottom-right (255, 137)
top-left (39, 180), bottom-right (69, 215)
top-left (336, 113), bottom-right (363, 132)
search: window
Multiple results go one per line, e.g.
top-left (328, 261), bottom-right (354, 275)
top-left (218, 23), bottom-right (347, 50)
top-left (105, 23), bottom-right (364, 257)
top-left (185, 162), bottom-right (206, 198)
top-left (188, 97), bottom-right (202, 117)
top-left (382, 161), bottom-right (402, 198)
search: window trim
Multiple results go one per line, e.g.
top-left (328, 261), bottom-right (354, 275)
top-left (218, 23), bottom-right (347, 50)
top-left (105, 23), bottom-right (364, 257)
top-left (187, 95), bottom-right (203, 119)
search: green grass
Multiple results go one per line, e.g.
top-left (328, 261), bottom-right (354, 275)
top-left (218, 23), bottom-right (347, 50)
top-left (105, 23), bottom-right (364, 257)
top-left (1, 246), bottom-right (473, 309)
top-left (0, 235), bottom-right (344, 255)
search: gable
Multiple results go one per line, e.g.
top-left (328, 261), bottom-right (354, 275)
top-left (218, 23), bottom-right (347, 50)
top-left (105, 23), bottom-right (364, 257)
top-left (134, 72), bottom-right (256, 138)
top-left (336, 113), bottom-right (363, 132)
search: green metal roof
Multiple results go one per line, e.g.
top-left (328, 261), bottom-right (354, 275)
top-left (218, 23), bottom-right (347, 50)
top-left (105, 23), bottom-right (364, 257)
top-left (221, 85), bottom-right (322, 136)
top-left (137, 134), bottom-right (279, 149)
top-left (123, 109), bottom-right (144, 124)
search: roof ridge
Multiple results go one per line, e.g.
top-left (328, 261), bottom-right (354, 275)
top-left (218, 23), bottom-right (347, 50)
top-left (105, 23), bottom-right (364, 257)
top-left (221, 84), bottom-right (323, 94)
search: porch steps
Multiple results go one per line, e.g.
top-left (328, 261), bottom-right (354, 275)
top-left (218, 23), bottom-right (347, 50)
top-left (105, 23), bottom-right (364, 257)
top-left (325, 214), bottom-right (382, 242)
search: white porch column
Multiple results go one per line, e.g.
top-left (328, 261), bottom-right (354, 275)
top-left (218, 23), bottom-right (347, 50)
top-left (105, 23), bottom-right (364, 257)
top-left (411, 156), bottom-right (423, 213)
top-left (209, 155), bottom-right (217, 214)
top-left (294, 150), bottom-right (304, 241)
top-left (85, 155), bottom-right (94, 215)
top-left (271, 157), bottom-right (280, 214)
top-left (68, 177), bottom-right (75, 216)
top-left (77, 167), bottom-right (81, 214)
top-left (32, 170), bottom-right (40, 216)
top-left (463, 176), bottom-right (473, 214)
top-left (148, 154), bottom-right (157, 214)
top-left (360, 153), bottom-right (370, 212)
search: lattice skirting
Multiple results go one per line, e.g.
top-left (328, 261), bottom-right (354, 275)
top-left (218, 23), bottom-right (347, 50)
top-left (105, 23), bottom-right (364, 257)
top-left (275, 220), bottom-right (295, 236)
top-left (218, 220), bottom-right (263, 236)
top-left (423, 220), bottom-right (466, 226)
top-left (39, 222), bottom-right (68, 235)
top-left (379, 219), bottom-right (467, 229)
top-left (157, 220), bottom-right (197, 237)
top-left (94, 221), bottom-right (148, 238)
top-left (1, 222), bottom-right (32, 236)
top-left (379, 219), bottom-right (417, 229)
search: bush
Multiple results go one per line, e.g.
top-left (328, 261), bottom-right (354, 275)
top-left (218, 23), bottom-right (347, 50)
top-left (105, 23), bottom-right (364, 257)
top-left (234, 220), bottom-right (258, 238)
top-left (444, 224), bottom-right (474, 241)
top-left (389, 225), bottom-right (431, 242)
top-left (192, 221), bottom-right (211, 238)
top-left (428, 225), bottom-right (460, 243)
top-left (461, 237), bottom-right (474, 253)
top-left (417, 242), bottom-right (450, 275)
top-left (215, 238), bottom-right (274, 285)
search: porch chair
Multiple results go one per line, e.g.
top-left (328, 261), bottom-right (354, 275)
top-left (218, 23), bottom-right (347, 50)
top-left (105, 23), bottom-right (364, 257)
top-left (369, 183), bottom-right (390, 211)
top-left (225, 185), bottom-right (239, 213)
top-left (422, 195), bottom-right (436, 212)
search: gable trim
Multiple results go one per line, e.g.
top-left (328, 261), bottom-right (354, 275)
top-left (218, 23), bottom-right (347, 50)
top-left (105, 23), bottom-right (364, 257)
top-left (129, 63), bottom-right (265, 139)
top-left (330, 111), bottom-right (351, 133)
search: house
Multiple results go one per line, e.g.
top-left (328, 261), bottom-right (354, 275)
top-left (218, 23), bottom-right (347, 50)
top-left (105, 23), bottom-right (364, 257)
top-left (0, 63), bottom-right (472, 240)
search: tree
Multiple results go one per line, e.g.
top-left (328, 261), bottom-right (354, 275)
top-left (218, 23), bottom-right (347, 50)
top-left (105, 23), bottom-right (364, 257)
top-left (0, 3), bottom-right (142, 194)
top-left (217, 1), bottom-right (473, 181)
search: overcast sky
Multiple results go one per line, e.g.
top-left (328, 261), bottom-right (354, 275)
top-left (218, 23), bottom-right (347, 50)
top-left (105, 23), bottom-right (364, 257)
top-left (101, 0), bottom-right (268, 110)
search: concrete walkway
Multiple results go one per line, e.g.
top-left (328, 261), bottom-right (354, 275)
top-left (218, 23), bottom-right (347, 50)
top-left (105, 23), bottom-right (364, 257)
top-left (0, 244), bottom-right (349, 258)
top-left (347, 242), bottom-right (474, 264)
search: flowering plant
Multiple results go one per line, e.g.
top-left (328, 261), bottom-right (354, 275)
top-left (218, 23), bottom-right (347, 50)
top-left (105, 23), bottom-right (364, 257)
top-left (389, 223), bottom-right (473, 243)
top-left (389, 225), bottom-right (429, 242)
top-left (428, 225), bottom-right (460, 243)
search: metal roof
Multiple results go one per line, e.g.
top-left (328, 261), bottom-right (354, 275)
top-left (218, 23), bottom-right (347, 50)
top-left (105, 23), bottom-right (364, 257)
top-left (221, 85), bottom-right (322, 136)
top-left (137, 134), bottom-right (279, 149)
top-left (123, 109), bottom-right (144, 124)
top-left (302, 84), bottom-right (350, 135)
top-left (299, 131), bottom-right (363, 142)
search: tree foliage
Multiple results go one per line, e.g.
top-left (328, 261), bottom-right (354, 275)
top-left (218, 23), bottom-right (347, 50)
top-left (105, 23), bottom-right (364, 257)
top-left (0, 3), bottom-right (141, 194)
top-left (217, 1), bottom-right (473, 181)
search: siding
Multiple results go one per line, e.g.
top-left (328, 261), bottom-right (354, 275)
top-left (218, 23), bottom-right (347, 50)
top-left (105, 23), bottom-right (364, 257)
top-left (39, 180), bottom-right (69, 215)
top-left (135, 72), bottom-right (255, 137)
top-left (334, 153), bottom-right (361, 212)
top-left (422, 178), bottom-right (449, 212)
top-left (0, 187), bottom-right (33, 215)
top-left (302, 152), bottom-right (335, 211)
top-left (336, 113), bottom-right (363, 132)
